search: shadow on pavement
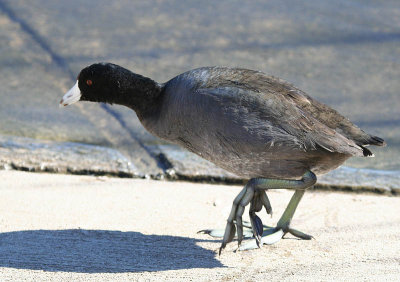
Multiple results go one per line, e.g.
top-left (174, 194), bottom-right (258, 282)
top-left (0, 229), bottom-right (224, 273)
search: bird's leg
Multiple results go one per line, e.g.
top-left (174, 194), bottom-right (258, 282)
top-left (240, 171), bottom-right (316, 250)
top-left (260, 190), bottom-right (273, 216)
top-left (198, 190), bottom-right (272, 243)
top-left (276, 189), bottom-right (313, 240)
top-left (222, 182), bottom-right (254, 253)
top-left (198, 184), bottom-right (247, 254)
top-left (218, 181), bottom-right (278, 254)
top-left (199, 171), bottom-right (317, 253)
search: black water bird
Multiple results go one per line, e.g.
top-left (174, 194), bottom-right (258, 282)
top-left (60, 63), bottom-right (385, 253)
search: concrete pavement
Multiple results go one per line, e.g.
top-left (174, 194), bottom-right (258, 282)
top-left (0, 170), bottom-right (399, 280)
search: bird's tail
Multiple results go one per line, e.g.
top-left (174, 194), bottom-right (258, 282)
top-left (359, 135), bottom-right (386, 157)
top-left (367, 135), bottom-right (386, 147)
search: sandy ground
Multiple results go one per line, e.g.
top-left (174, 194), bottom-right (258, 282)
top-left (0, 170), bottom-right (399, 281)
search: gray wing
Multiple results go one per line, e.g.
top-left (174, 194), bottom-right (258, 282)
top-left (268, 77), bottom-right (386, 148)
top-left (193, 68), bottom-right (369, 157)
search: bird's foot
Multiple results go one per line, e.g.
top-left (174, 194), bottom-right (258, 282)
top-left (248, 190), bottom-right (272, 247)
top-left (238, 226), bottom-right (313, 251)
top-left (209, 185), bottom-right (272, 255)
top-left (198, 220), bottom-right (268, 239)
top-left (199, 222), bottom-right (313, 251)
top-left (240, 189), bottom-right (313, 251)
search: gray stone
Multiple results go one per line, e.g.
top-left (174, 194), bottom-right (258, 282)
top-left (0, 135), bottom-right (140, 177)
top-left (318, 166), bottom-right (400, 194)
top-left (148, 144), bottom-right (242, 183)
top-left (1, 134), bottom-right (399, 194)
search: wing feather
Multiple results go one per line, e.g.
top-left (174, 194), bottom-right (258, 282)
top-left (195, 69), bottom-right (368, 156)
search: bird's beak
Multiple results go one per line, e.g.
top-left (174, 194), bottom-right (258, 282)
top-left (59, 81), bottom-right (81, 108)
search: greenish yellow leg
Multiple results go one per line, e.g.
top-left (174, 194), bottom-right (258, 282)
top-left (199, 171), bottom-right (316, 253)
top-left (215, 171), bottom-right (316, 253)
top-left (240, 172), bottom-right (316, 251)
top-left (277, 189), bottom-right (306, 230)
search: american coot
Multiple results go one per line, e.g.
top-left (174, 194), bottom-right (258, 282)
top-left (60, 63), bottom-right (385, 253)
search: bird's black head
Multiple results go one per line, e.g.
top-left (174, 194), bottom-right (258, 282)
top-left (60, 63), bottom-right (162, 116)
top-left (77, 63), bottom-right (120, 104)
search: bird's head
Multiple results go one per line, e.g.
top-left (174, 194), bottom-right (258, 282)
top-left (60, 63), bottom-right (124, 107)
top-left (59, 63), bottom-right (162, 119)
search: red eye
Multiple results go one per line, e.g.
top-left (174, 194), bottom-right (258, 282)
top-left (86, 79), bottom-right (93, 86)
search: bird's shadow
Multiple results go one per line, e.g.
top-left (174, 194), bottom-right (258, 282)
top-left (0, 229), bottom-right (224, 273)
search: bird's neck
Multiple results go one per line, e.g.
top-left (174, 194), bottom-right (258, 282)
top-left (106, 70), bottom-right (163, 119)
